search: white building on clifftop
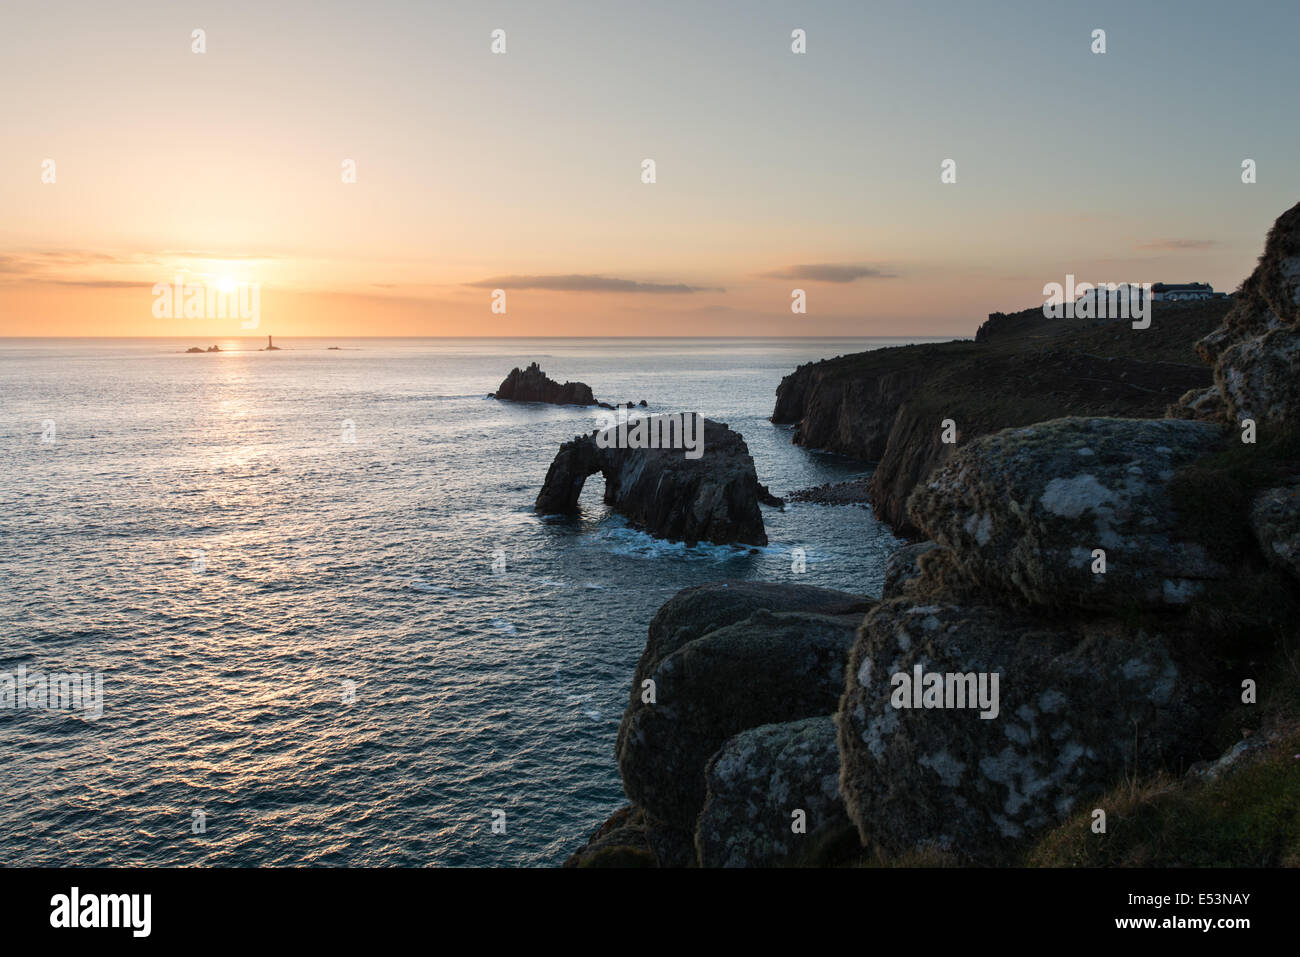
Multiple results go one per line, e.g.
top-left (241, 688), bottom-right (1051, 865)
top-left (1149, 282), bottom-right (1225, 301)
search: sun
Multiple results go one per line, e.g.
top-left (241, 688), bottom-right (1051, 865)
top-left (215, 276), bottom-right (237, 293)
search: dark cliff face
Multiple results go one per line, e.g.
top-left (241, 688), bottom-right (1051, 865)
top-left (492, 361), bottom-right (596, 405)
top-left (772, 303), bottom-right (1228, 536)
top-left (771, 343), bottom-right (954, 460)
top-left (535, 415), bottom-right (772, 546)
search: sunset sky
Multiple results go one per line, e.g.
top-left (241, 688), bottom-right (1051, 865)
top-left (1, 0), bottom-right (1297, 337)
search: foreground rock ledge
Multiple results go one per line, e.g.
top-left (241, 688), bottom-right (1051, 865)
top-left (908, 416), bottom-right (1231, 610)
top-left (535, 415), bottom-right (779, 546)
top-left (838, 593), bottom-right (1214, 864)
top-left (617, 607), bottom-right (863, 850)
top-left (567, 582), bottom-right (872, 868)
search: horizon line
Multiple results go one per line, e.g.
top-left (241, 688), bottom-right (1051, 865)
top-left (0, 334), bottom-right (962, 341)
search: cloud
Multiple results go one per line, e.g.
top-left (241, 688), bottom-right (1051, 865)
top-left (0, 248), bottom-right (286, 288)
top-left (0, 251), bottom-right (138, 284)
top-left (156, 250), bottom-right (278, 262)
top-left (0, 250), bottom-right (119, 274)
top-left (37, 279), bottom-right (152, 288)
top-left (1135, 239), bottom-right (1218, 251)
top-left (2, 248), bottom-right (280, 268)
top-left (466, 274), bottom-right (722, 294)
top-left (759, 263), bottom-right (896, 283)
top-left (619, 303), bottom-right (735, 315)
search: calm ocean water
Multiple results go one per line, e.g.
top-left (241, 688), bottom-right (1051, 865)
top-left (0, 336), bottom-right (916, 866)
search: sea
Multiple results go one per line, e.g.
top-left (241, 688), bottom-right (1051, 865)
top-left (0, 336), bottom-right (922, 866)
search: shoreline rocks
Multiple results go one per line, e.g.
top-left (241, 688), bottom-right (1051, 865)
top-left (786, 476), bottom-right (872, 506)
top-left (616, 607), bottom-right (865, 846)
top-left (567, 582), bottom-right (872, 868)
top-left (562, 806), bottom-right (657, 868)
top-left (564, 202), bottom-right (1300, 868)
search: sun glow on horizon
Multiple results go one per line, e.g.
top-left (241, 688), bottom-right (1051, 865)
top-left (1, 1), bottom-right (1295, 338)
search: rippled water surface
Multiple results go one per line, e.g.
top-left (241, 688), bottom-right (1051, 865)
top-left (0, 337), bottom-right (915, 866)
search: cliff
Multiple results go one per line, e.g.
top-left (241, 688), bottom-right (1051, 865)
top-left (774, 301), bottom-right (1228, 535)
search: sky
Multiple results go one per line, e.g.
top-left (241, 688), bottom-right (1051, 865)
top-left (1, 0), bottom-right (1297, 337)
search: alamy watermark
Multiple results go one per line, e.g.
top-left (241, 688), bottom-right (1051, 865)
top-left (152, 274), bottom-right (260, 329)
top-left (890, 665), bottom-right (999, 720)
top-left (594, 410), bottom-right (705, 460)
top-left (1, 665), bottom-right (103, 719)
top-left (50, 887), bottom-right (150, 937)
top-left (1042, 274), bottom-right (1151, 329)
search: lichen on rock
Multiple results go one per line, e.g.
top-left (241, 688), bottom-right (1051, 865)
top-left (837, 595), bottom-right (1214, 863)
top-left (696, 716), bottom-right (854, 868)
top-left (907, 417), bottom-right (1231, 610)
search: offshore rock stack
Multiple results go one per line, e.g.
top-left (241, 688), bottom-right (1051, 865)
top-left (491, 362), bottom-right (597, 405)
top-left (535, 416), bottom-right (781, 547)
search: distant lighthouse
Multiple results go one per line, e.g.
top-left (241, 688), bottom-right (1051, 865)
top-left (267, 334), bottom-right (272, 349)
